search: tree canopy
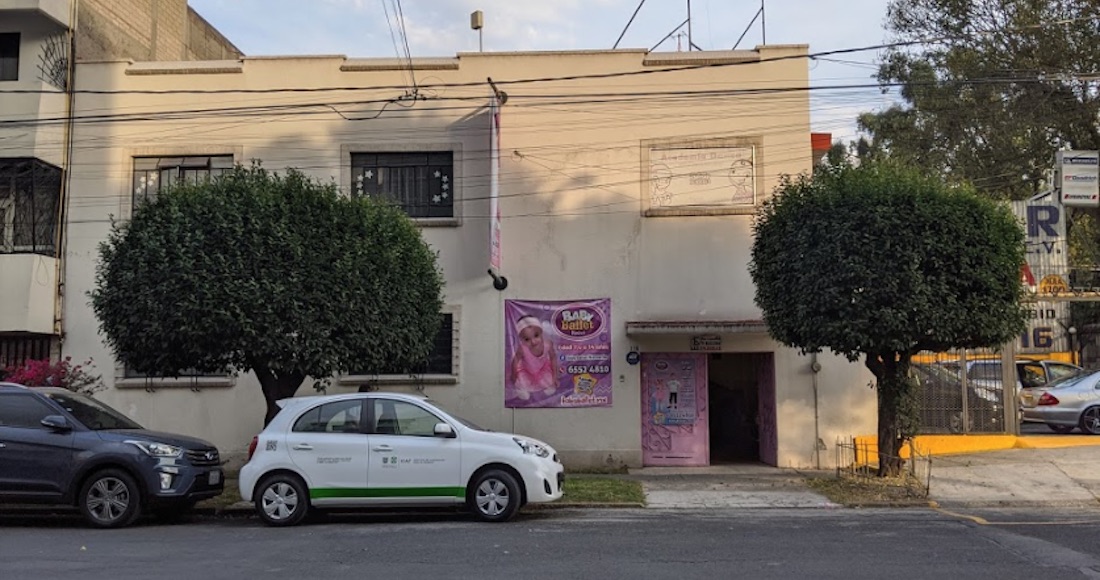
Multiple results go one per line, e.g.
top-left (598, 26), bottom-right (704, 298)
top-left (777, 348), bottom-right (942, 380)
top-left (859, 0), bottom-right (1100, 199)
top-left (91, 165), bottom-right (444, 423)
top-left (750, 162), bottom-right (1026, 473)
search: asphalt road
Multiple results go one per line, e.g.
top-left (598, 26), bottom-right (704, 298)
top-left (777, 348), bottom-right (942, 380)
top-left (3, 507), bottom-right (1100, 579)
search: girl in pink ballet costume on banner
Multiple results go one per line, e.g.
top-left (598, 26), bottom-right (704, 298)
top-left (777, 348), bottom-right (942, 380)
top-left (510, 315), bottom-right (560, 400)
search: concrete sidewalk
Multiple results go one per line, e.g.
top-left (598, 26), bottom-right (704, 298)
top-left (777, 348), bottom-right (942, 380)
top-left (627, 464), bottom-right (840, 509)
top-left (929, 446), bottom-right (1100, 508)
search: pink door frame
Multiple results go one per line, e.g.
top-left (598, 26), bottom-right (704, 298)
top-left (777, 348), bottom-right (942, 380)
top-left (640, 353), bottom-right (709, 466)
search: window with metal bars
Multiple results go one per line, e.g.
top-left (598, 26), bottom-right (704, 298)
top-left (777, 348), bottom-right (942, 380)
top-left (351, 152), bottom-right (454, 218)
top-left (353, 313), bottom-right (455, 376)
top-left (132, 155), bottom-right (235, 207)
top-left (0, 158), bottom-right (61, 256)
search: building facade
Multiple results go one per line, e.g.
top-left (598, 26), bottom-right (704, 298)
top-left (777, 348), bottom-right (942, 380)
top-left (2, 2), bottom-right (876, 469)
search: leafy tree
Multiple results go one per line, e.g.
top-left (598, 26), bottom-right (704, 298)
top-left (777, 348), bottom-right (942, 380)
top-left (861, 0), bottom-right (1100, 199)
top-left (750, 162), bottom-right (1026, 475)
top-left (91, 165), bottom-right (444, 424)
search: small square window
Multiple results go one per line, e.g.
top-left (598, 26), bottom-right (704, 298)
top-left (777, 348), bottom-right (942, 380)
top-left (351, 152), bottom-right (454, 218)
top-left (0, 34), bottom-right (19, 81)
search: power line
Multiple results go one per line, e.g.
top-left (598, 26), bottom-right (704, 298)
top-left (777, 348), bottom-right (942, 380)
top-left (613, 0), bottom-right (647, 50)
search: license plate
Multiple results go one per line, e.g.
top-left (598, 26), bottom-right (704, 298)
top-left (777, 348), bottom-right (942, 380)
top-left (208, 470), bottom-right (221, 485)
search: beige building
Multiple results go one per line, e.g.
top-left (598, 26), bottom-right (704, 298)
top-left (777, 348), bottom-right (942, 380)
top-left (2, 2), bottom-right (876, 469)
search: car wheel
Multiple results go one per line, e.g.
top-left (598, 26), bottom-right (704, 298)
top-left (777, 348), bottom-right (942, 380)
top-left (79, 469), bottom-right (142, 529)
top-left (1048, 424), bottom-right (1076, 434)
top-left (469, 469), bottom-right (521, 523)
top-left (1079, 407), bottom-right (1100, 435)
top-left (255, 474), bottom-right (309, 527)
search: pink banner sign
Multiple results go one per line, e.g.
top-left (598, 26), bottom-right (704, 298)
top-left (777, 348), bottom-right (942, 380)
top-left (504, 299), bottom-right (612, 408)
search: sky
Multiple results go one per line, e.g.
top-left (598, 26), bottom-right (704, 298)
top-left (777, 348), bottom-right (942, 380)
top-left (188, 0), bottom-right (900, 142)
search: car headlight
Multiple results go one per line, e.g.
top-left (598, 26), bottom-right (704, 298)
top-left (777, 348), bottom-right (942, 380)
top-left (126, 440), bottom-right (183, 458)
top-left (513, 437), bottom-right (550, 458)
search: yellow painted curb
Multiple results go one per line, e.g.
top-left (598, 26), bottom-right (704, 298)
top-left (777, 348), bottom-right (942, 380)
top-left (1015, 436), bottom-right (1100, 449)
top-left (851, 433), bottom-right (1100, 462)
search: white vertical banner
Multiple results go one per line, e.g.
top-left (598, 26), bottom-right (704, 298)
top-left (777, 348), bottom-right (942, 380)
top-left (489, 93), bottom-right (502, 274)
top-left (1057, 150), bottom-right (1100, 208)
top-left (1012, 201), bottom-right (1070, 353)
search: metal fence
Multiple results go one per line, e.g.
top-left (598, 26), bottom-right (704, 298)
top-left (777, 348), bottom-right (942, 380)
top-left (912, 348), bottom-right (1009, 434)
top-left (835, 437), bottom-right (931, 497)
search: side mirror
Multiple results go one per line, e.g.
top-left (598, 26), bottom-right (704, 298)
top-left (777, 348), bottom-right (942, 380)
top-left (433, 423), bottom-right (456, 438)
top-left (41, 415), bottom-right (72, 433)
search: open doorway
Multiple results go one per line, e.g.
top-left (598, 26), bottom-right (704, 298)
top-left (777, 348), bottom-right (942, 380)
top-left (708, 353), bottom-right (776, 464)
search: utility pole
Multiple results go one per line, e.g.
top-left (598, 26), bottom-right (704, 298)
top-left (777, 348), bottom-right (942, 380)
top-left (687, 0), bottom-right (692, 51)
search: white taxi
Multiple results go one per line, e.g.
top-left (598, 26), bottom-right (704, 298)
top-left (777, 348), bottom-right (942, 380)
top-left (239, 392), bottom-right (564, 526)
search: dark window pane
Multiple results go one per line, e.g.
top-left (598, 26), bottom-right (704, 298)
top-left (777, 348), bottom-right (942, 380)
top-left (0, 394), bottom-right (55, 429)
top-left (293, 401), bottom-right (362, 433)
top-left (0, 159), bottom-right (62, 256)
top-left (351, 152), bottom-right (454, 218)
top-left (0, 33), bottom-right (19, 81)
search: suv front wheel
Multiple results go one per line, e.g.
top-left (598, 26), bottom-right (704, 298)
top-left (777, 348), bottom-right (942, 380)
top-left (79, 469), bottom-right (142, 528)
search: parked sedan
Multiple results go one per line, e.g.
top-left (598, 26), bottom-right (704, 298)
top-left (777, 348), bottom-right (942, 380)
top-left (1020, 370), bottom-right (1100, 434)
top-left (0, 383), bottom-right (224, 528)
top-left (240, 392), bottom-right (564, 526)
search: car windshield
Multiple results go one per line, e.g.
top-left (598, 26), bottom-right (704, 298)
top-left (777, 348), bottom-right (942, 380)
top-left (419, 396), bottom-right (489, 431)
top-left (44, 391), bottom-right (143, 430)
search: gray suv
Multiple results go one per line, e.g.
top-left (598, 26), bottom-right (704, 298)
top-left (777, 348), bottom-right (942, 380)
top-left (0, 383), bottom-right (223, 528)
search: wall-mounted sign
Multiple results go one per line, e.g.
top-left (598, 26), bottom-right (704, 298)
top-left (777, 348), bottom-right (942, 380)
top-left (626, 351), bottom-right (641, 365)
top-left (1056, 150), bottom-right (1099, 208)
top-left (690, 335), bottom-right (721, 352)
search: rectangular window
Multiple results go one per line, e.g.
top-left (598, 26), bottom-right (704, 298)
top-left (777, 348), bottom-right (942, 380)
top-left (0, 33), bottom-right (18, 81)
top-left (356, 313), bottom-right (455, 377)
top-left (351, 152), bottom-right (454, 218)
top-left (0, 158), bottom-right (62, 256)
top-left (132, 155), bottom-right (234, 207)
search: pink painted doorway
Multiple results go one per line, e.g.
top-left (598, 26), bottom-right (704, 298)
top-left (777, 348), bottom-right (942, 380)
top-left (640, 353), bottom-right (709, 466)
top-left (706, 352), bottom-right (778, 465)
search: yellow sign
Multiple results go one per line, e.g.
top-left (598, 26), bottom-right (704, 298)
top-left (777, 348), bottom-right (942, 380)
top-left (1039, 275), bottom-right (1069, 294)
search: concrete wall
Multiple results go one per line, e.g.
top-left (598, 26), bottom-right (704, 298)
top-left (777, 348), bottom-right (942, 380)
top-left (76, 0), bottom-right (240, 62)
top-left (0, 254), bottom-right (58, 334)
top-left (61, 47), bottom-right (875, 469)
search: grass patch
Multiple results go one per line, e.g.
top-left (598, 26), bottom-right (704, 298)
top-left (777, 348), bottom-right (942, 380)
top-left (806, 475), bottom-right (928, 507)
top-left (196, 479), bottom-right (243, 511)
top-left (560, 477), bottom-right (645, 504)
top-left (565, 465), bottom-right (630, 475)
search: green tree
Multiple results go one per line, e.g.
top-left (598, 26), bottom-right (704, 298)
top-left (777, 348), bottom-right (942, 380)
top-left (90, 165), bottom-right (444, 424)
top-left (861, 0), bottom-right (1100, 199)
top-left (750, 162), bottom-right (1026, 475)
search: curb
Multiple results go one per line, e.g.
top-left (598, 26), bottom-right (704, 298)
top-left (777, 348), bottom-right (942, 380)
top-left (194, 500), bottom-right (648, 517)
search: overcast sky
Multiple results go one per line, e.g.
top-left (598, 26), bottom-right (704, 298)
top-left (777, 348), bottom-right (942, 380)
top-left (189, 0), bottom-right (899, 141)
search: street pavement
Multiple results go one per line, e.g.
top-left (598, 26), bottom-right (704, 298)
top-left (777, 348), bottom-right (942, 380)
top-left (3, 507), bottom-right (1100, 579)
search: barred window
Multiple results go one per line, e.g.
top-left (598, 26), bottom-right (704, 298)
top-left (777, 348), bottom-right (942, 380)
top-left (351, 152), bottom-right (454, 218)
top-left (132, 155), bottom-right (234, 207)
top-left (0, 158), bottom-right (61, 256)
top-left (354, 314), bottom-right (455, 376)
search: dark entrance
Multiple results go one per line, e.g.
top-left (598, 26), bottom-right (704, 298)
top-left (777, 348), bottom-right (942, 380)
top-left (708, 353), bottom-right (768, 463)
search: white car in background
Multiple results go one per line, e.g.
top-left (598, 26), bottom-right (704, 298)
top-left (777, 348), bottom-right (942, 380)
top-left (239, 392), bottom-right (564, 526)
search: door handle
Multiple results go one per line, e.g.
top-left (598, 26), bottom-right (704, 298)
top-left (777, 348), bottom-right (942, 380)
top-left (372, 445), bottom-right (392, 452)
top-left (292, 444), bottom-right (313, 451)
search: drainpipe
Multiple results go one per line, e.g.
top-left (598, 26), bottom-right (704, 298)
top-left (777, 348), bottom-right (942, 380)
top-left (811, 353), bottom-right (822, 469)
top-left (53, 0), bottom-right (79, 356)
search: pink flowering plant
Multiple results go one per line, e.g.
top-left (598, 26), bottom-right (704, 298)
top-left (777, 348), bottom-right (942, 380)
top-left (3, 357), bottom-right (105, 396)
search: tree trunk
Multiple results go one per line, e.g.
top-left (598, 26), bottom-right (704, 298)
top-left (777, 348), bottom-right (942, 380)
top-left (254, 365), bottom-right (305, 426)
top-left (865, 352), bottom-right (914, 477)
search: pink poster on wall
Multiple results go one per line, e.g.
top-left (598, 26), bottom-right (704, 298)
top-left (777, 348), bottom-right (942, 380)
top-left (504, 299), bottom-right (612, 408)
top-left (641, 353), bottom-right (709, 466)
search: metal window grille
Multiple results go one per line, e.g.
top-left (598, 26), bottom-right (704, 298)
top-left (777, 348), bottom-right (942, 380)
top-left (132, 155), bottom-right (235, 207)
top-left (351, 152), bottom-right (454, 218)
top-left (354, 313), bottom-right (455, 376)
top-left (0, 335), bottom-right (53, 372)
top-left (0, 158), bottom-right (61, 256)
